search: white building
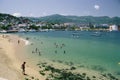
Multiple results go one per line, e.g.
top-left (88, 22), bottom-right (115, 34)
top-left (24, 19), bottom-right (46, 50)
top-left (18, 24), bottom-right (27, 27)
top-left (109, 25), bottom-right (118, 31)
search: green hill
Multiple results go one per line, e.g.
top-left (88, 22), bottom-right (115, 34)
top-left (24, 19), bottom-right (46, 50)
top-left (1, 13), bottom-right (120, 25)
top-left (0, 13), bottom-right (32, 24)
top-left (35, 14), bottom-right (120, 25)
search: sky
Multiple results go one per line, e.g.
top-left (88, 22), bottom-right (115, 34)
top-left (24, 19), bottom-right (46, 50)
top-left (0, 0), bottom-right (120, 17)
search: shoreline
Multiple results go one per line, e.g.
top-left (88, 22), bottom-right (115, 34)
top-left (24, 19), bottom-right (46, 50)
top-left (0, 34), bottom-right (23, 80)
top-left (0, 34), bottom-right (119, 80)
top-left (0, 34), bottom-right (46, 80)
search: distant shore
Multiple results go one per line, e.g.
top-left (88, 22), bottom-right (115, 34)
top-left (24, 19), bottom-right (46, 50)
top-left (0, 34), bottom-right (119, 80)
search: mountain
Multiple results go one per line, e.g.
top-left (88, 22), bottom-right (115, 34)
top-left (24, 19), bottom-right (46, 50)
top-left (32, 14), bottom-right (120, 25)
top-left (0, 13), bottom-right (32, 24)
top-left (38, 14), bottom-right (73, 23)
top-left (0, 13), bottom-right (20, 23)
top-left (1, 13), bottom-right (120, 25)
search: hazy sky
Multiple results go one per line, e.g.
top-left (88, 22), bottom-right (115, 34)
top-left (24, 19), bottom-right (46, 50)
top-left (0, 0), bottom-right (120, 17)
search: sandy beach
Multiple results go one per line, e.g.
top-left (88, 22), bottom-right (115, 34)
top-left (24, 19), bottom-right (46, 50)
top-left (0, 34), bottom-right (119, 80)
top-left (0, 34), bottom-right (45, 80)
top-left (0, 34), bottom-right (23, 80)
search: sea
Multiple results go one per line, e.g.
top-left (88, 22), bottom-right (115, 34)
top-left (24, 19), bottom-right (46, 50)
top-left (16, 31), bottom-right (120, 77)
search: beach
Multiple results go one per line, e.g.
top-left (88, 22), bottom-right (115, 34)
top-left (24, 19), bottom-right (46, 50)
top-left (0, 33), bottom-right (119, 80)
top-left (0, 34), bottom-right (46, 80)
top-left (0, 34), bottom-right (23, 80)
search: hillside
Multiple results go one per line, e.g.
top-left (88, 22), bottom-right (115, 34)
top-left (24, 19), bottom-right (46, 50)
top-left (0, 13), bottom-right (32, 24)
top-left (1, 13), bottom-right (120, 25)
top-left (30, 14), bottom-right (120, 25)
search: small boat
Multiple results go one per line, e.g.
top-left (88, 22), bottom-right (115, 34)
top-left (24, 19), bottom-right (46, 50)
top-left (91, 32), bottom-right (102, 37)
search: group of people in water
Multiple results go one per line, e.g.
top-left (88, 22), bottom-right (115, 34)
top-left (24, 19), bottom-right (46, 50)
top-left (20, 36), bottom-right (67, 75)
top-left (32, 48), bottom-right (41, 56)
top-left (31, 42), bottom-right (66, 56)
top-left (54, 42), bottom-right (66, 54)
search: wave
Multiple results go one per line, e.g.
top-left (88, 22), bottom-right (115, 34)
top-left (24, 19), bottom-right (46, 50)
top-left (20, 38), bottom-right (31, 45)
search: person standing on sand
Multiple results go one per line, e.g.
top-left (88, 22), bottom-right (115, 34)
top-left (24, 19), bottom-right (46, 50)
top-left (21, 62), bottom-right (26, 75)
top-left (18, 40), bottom-right (20, 44)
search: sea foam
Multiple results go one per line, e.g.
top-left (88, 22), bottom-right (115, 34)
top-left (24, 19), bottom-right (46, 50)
top-left (20, 38), bottom-right (31, 45)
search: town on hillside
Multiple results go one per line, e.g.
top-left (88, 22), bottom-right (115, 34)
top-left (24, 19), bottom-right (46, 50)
top-left (0, 13), bottom-right (120, 33)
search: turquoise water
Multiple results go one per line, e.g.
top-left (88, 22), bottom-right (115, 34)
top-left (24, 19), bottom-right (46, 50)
top-left (17, 31), bottom-right (120, 76)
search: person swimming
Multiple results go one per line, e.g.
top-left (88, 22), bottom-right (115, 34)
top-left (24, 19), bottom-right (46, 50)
top-left (64, 50), bottom-right (66, 54)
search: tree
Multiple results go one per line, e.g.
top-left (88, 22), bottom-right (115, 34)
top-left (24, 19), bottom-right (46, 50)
top-left (41, 26), bottom-right (48, 29)
top-left (89, 22), bottom-right (94, 29)
top-left (0, 26), bottom-right (9, 30)
top-left (29, 25), bottom-right (39, 30)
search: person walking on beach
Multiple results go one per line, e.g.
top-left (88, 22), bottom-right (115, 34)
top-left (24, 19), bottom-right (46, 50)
top-left (21, 62), bottom-right (26, 75)
top-left (18, 40), bottom-right (20, 44)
